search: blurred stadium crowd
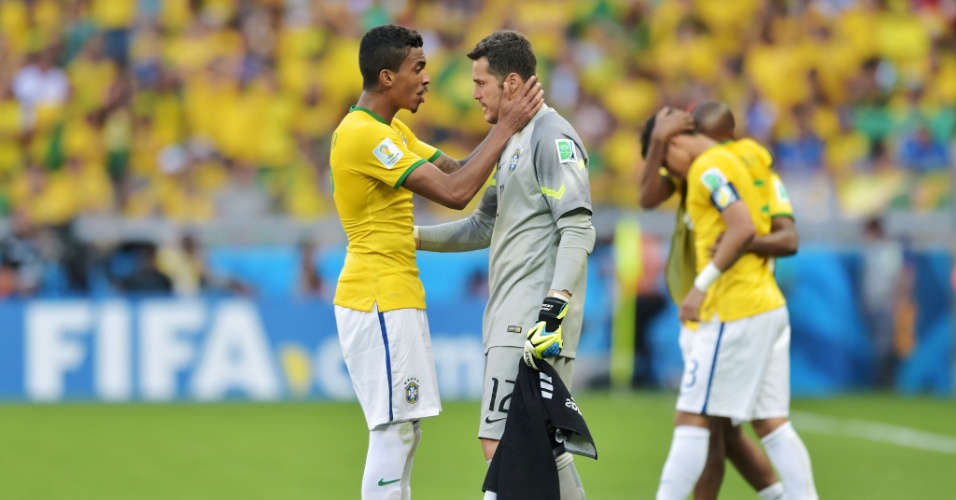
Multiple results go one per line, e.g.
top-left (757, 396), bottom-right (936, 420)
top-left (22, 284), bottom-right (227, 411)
top-left (0, 0), bottom-right (953, 298)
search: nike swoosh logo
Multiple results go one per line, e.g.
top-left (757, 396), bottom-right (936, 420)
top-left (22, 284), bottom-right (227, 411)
top-left (484, 416), bottom-right (507, 424)
top-left (378, 478), bottom-right (401, 486)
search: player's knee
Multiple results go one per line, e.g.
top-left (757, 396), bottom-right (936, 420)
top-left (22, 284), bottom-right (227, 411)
top-left (751, 417), bottom-right (788, 439)
top-left (368, 422), bottom-right (421, 468)
top-left (364, 422), bottom-right (417, 495)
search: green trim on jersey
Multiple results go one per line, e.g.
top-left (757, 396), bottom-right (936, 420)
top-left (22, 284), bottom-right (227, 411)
top-left (770, 213), bottom-right (795, 220)
top-left (394, 159), bottom-right (426, 188)
top-left (427, 149), bottom-right (442, 162)
top-left (349, 105), bottom-right (388, 125)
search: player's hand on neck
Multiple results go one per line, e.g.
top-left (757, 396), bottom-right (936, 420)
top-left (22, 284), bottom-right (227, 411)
top-left (496, 75), bottom-right (544, 136)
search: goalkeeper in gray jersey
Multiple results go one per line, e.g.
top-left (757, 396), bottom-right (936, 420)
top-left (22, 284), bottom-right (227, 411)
top-left (415, 31), bottom-right (595, 500)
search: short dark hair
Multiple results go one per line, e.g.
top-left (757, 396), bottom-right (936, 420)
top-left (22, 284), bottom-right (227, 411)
top-left (690, 100), bottom-right (735, 140)
top-left (467, 30), bottom-right (536, 84)
top-left (359, 24), bottom-right (424, 90)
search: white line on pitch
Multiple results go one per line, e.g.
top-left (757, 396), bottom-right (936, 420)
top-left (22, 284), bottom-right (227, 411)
top-left (791, 410), bottom-right (956, 455)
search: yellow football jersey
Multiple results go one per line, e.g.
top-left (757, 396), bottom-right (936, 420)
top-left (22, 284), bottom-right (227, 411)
top-left (685, 142), bottom-right (785, 323)
top-left (727, 138), bottom-right (795, 221)
top-left (330, 106), bottom-right (441, 312)
top-left (662, 140), bottom-right (794, 308)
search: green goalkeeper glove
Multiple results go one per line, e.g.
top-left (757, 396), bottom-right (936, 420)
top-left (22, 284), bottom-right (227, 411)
top-left (522, 296), bottom-right (569, 370)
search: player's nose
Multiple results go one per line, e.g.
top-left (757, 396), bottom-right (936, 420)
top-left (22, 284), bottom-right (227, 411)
top-left (421, 70), bottom-right (430, 85)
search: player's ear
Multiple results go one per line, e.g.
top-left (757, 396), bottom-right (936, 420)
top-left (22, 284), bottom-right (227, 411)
top-left (380, 69), bottom-right (394, 88)
top-left (505, 73), bottom-right (520, 97)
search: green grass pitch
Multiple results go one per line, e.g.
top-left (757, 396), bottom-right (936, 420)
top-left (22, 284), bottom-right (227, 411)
top-left (1, 393), bottom-right (953, 499)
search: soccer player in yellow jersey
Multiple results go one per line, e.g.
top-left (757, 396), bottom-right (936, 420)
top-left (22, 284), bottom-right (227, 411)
top-left (642, 108), bottom-right (818, 500)
top-left (641, 101), bottom-right (799, 500)
top-left (329, 25), bottom-right (542, 500)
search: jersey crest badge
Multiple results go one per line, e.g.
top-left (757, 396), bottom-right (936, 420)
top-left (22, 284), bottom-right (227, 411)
top-left (508, 148), bottom-right (521, 172)
top-left (373, 138), bottom-right (404, 169)
top-left (404, 378), bottom-right (420, 404)
top-left (555, 139), bottom-right (577, 163)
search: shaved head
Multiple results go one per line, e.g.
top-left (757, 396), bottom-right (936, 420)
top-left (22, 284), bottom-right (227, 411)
top-left (691, 100), bottom-right (735, 141)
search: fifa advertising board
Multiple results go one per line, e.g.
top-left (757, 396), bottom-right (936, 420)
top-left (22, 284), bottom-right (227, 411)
top-left (0, 299), bottom-right (485, 402)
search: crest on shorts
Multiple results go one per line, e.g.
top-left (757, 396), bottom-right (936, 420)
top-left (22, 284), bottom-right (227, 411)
top-left (404, 377), bottom-right (420, 405)
top-left (508, 148), bottom-right (521, 172)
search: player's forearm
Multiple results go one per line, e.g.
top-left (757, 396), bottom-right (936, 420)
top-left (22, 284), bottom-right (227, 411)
top-left (442, 128), bottom-right (512, 208)
top-left (748, 217), bottom-right (798, 257)
top-left (747, 228), bottom-right (798, 257)
top-left (434, 132), bottom-right (492, 174)
top-left (639, 138), bottom-right (675, 209)
top-left (417, 210), bottom-right (495, 252)
top-left (549, 211), bottom-right (595, 294)
top-left (711, 222), bottom-right (755, 271)
top-left (456, 131), bottom-right (492, 170)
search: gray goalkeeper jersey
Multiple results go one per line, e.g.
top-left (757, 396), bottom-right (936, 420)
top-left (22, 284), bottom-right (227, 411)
top-left (477, 106), bottom-right (593, 356)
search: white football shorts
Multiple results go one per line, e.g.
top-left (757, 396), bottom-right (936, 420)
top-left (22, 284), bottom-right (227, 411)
top-left (676, 306), bottom-right (790, 422)
top-left (335, 304), bottom-right (441, 430)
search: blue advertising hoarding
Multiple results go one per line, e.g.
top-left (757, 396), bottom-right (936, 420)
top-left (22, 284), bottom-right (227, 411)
top-left (0, 298), bottom-right (487, 402)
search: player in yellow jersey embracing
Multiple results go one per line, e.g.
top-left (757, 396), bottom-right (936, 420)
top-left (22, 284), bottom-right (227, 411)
top-left (642, 108), bottom-right (818, 500)
top-left (329, 24), bottom-right (542, 500)
top-left (641, 101), bottom-right (799, 500)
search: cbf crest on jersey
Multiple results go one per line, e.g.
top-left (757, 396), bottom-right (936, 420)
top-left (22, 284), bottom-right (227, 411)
top-left (508, 148), bottom-right (521, 172)
top-left (404, 377), bottom-right (420, 404)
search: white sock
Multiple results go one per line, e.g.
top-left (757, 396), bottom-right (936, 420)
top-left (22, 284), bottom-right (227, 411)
top-left (761, 422), bottom-right (818, 500)
top-left (363, 422), bottom-right (416, 500)
top-left (758, 482), bottom-right (788, 500)
top-left (400, 421), bottom-right (421, 500)
top-left (556, 452), bottom-right (586, 499)
top-left (656, 425), bottom-right (711, 500)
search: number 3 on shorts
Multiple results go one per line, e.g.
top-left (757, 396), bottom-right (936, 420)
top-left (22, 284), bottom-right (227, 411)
top-left (682, 360), bottom-right (699, 390)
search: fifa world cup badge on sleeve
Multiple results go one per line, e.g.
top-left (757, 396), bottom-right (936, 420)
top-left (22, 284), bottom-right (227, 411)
top-left (404, 377), bottom-right (420, 405)
top-left (373, 138), bottom-right (404, 169)
top-left (555, 139), bottom-right (577, 163)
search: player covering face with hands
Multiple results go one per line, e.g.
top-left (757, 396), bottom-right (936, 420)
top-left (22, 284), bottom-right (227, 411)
top-left (414, 30), bottom-right (595, 499)
top-left (641, 108), bottom-right (818, 500)
top-left (329, 24), bottom-right (542, 500)
top-left (642, 101), bottom-right (801, 500)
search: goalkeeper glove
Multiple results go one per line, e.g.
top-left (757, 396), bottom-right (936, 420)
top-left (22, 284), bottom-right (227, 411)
top-left (523, 296), bottom-right (569, 370)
